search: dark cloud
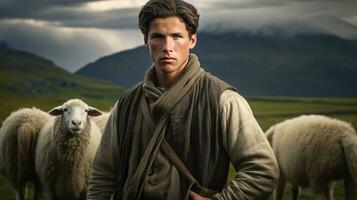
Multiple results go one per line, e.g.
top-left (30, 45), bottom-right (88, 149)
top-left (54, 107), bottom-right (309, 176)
top-left (201, 14), bottom-right (357, 39)
top-left (59, 8), bottom-right (139, 29)
top-left (0, 0), bottom-right (143, 71)
top-left (0, 19), bottom-right (143, 72)
top-left (2, 0), bottom-right (356, 32)
top-left (1, 0), bottom-right (357, 71)
top-left (0, 2), bottom-right (70, 24)
top-left (200, 0), bottom-right (289, 10)
top-left (198, 0), bottom-right (357, 39)
top-left (0, 0), bottom-right (140, 30)
top-left (0, 0), bottom-right (102, 8)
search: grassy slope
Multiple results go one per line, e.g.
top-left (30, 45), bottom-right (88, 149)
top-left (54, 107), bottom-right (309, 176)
top-left (0, 47), bottom-right (123, 100)
top-left (1, 94), bottom-right (356, 199)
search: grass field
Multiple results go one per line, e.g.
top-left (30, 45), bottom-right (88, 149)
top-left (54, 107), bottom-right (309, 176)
top-left (1, 93), bottom-right (356, 199)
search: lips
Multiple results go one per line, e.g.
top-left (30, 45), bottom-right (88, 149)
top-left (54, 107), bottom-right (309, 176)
top-left (159, 56), bottom-right (175, 61)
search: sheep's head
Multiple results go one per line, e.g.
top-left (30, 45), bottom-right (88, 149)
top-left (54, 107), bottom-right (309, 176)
top-left (48, 99), bottom-right (102, 134)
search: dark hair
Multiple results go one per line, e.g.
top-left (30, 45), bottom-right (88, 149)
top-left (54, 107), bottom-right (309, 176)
top-left (138, 0), bottom-right (199, 42)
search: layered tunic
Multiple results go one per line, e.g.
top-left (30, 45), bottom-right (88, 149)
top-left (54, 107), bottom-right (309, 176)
top-left (88, 54), bottom-right (279, 200)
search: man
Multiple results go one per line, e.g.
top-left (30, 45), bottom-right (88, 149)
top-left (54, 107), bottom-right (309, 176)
top-left (88, 0), bottom-right (279, 199)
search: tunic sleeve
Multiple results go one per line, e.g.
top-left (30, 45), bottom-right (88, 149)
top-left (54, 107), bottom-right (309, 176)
top-left (212, 90), bottom-right (279, 200)
top-left (87, 101), bottom-right (120, 200)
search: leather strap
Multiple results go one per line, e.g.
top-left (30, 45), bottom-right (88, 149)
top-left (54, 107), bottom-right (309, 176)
top-left (140, 95), bottom-right (218, 198)
top-left (161, 140), bottom-right (218, 198)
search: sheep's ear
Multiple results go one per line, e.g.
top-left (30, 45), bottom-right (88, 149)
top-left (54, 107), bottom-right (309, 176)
top-left (48, 106), bottom-right (63, 116)
top-left (88, 107), bottom-right (102, 116)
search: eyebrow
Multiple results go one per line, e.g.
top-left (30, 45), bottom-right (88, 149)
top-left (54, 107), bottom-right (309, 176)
top-left (171, 33), bottom-right (183, 36)
top-left (150, 32), bottom-right (184, 37)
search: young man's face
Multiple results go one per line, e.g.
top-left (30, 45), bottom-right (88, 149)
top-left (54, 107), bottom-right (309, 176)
top-left (146, 16), bottom-right (197, 78)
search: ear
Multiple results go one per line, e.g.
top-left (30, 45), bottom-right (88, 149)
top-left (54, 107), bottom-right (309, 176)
top-left (88, 107), bottom-right (102, 117)
top-left (189, 34), bottom-right (197, 49)
top-left (48, 106), bottom-right (63, 116)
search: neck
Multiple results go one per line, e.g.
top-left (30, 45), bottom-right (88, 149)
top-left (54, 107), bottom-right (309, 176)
top-left (155, 57), bottom-right (190, 89)
top-left (155, 72), bottom-right (178, 89)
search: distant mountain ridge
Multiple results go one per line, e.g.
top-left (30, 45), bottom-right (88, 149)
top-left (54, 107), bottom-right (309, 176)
top-left (76, 32), bottom-right (357, 97)
top-left (0, 46), bottom-right (121, 98)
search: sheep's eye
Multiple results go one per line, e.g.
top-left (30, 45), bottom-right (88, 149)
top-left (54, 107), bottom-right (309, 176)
top-left (85, 109), bottom-right (89, 113)
top-left (63, 108), bottom-right (68, 112)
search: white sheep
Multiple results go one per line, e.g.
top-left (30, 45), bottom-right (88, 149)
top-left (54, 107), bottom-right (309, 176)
top-left (35, 99), bottom-right (102, 200)
top-left (265, 115), bottom-right (357, 200)
top-left (0, 107), bottom-right (50, 200)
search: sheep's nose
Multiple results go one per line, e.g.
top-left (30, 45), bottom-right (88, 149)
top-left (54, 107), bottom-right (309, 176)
top-left (71, 120), bottom-right (82, 127)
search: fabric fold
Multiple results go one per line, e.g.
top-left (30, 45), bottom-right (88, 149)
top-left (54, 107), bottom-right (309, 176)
top-left (123, 54), bottom-right (205, 199)
top-left (143, 54), bottom-right (205, 119)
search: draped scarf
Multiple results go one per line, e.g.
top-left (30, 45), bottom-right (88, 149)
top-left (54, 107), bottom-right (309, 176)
top-left (122, 54), bottom-right (205, 199)
top-left (142, 54), bottom-right (205, 118)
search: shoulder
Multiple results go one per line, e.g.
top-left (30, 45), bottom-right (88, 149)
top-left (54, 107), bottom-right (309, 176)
top-left (114, 82), bottom-right (144, 124)
top-left (199, 72), bottom-right (237, 103)
top-left (220, 90), bottom-right (246, 103)
top-left (219, 90), bottom-right (253, 115)
top-left (116, 82), bottom-right (143, 108)
top-left (203, 72), bottom-right (236, 91)
top-left (119, 82), bottom-right (143, 100)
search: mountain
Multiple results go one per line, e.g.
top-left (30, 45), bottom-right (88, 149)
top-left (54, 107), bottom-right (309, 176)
top-left (76, 46), bottom-right (152, 90)
top-left (76, 32), bottom-right (357, 97)
top-left (0, 46), bottom-right (122, 99)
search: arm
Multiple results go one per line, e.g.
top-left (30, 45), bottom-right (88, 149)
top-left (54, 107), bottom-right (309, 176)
top-left (212, 91), bottom-right (279, 200)
top-left (87, 102), bottom-right (120, 200)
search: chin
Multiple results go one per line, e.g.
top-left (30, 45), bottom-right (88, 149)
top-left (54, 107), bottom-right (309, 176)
top-left (157, 64), bottom-right (177, 73)
top-left (161, 67), bottom-right (180, 74)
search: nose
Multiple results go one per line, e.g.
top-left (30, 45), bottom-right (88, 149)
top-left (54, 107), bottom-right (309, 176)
top-left (163, 37), bottom-right (174, 52)
top-left (71, 120), bottom-right (82, 127)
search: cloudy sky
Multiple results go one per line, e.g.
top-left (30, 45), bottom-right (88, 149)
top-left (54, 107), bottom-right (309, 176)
top-left (1, 0), bottom-right (357, 72)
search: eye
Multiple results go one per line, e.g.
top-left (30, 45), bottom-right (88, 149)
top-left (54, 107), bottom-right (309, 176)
top-left (172, 34), bottom-right (183, 40)
top-left (63, 108), bottom-right (68, 112)
top-left (150, 34), bottom-right (162, 40)
top-left (85, 109), bottom-right (89, 113)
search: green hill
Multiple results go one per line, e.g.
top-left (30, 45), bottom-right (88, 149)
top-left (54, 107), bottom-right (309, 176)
top-left (0, 46), bottom-right (122, 101)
